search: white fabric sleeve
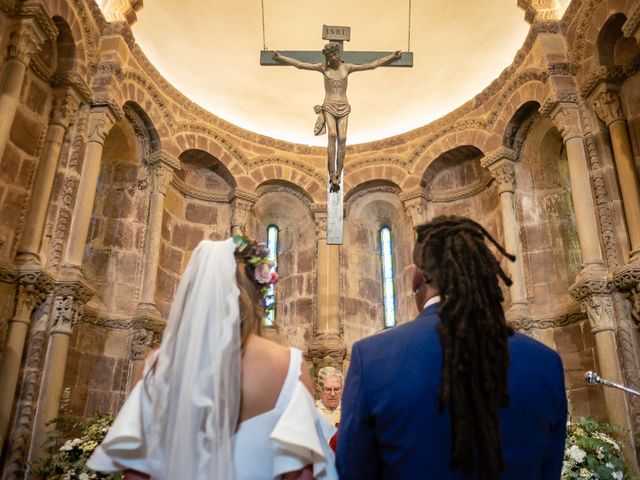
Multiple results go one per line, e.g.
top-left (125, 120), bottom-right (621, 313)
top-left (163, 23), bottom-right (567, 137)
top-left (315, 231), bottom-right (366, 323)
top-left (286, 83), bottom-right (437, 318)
top-left (86, 380), bottom-right (151, 474)
top-left (270, 382), bottom-right (339, 480)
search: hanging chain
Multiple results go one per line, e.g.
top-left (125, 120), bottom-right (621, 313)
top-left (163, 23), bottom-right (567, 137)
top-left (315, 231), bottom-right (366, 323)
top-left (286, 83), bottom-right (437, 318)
top-left (407, 0), bottom-right (412, 52)
top-left (261, 0), bottom-right (267, 50)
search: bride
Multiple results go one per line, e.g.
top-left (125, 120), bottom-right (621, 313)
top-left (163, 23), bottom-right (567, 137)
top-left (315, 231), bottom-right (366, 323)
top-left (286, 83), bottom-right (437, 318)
top-left (87, 236), bottom-right (337, 479)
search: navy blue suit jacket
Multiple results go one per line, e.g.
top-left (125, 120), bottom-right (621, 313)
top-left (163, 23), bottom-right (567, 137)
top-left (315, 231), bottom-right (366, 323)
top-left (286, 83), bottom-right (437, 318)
top-left (337, 303), bottom-right (567, 479)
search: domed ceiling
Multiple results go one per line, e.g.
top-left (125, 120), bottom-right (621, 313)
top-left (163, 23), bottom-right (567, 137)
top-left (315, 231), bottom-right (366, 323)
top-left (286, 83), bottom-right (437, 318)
top-left (125, 0), bottom-right (568, 146)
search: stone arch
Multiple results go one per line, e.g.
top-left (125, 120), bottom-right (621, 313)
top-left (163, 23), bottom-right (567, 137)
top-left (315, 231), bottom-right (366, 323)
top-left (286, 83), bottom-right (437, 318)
top-left (573, 1), bottom-right (637, 69)
top-left (52, 16), bottom-right (76, 74)
top-left (343, 189), bottom-right (413, 345)
top-left (250, 185), bottom-right (315, 349)
top-left (122, 101), bottom-right (161, 159)
top-left (596, 12), bottom-right (639, 68)
top-left (502, 101), bottom-right (542, 152)
top-left (83, 117), bottom-right (147, 314)
top-left (179, 148), bottom-right (237, 191)
top-left (344, 164), bottom-right (407, 195)
top-left (344, 179), bottom-right (401, 204)
top-left (249, 164), bottom-right (324, 202)
top-left (408, 131), bottom-right (491, 190)
top-left (170, 132), bottom-right (250, 189)
top-left (491, 80), bottom-right (549, 147)
top-left (45, 0), bottom-right (93, 79)
top-left (120, 76), bottom-right (177, 140)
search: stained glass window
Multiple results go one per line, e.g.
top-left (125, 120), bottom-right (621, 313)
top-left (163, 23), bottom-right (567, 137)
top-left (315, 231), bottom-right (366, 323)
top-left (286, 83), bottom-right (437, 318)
top-left (380, 226), bottom-right (396, 328)
top-left (265, 225), bottom-right (279, 326)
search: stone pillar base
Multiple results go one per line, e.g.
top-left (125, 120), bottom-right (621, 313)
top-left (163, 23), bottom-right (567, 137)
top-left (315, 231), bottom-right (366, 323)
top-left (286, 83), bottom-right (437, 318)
top-left (505, 302), bottom-right (531, 324)
top-left (134, 302), bottom-right (161, 319)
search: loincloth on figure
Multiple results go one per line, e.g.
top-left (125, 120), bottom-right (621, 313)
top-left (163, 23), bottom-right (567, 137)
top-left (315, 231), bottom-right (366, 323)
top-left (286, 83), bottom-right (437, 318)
top-left (313, 100), bottom-right (351, 136)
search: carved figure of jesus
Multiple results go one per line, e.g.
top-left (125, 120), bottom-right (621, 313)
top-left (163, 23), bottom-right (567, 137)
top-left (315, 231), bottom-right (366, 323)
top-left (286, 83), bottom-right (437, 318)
top-left (273, 42), bottom-right (401, 192)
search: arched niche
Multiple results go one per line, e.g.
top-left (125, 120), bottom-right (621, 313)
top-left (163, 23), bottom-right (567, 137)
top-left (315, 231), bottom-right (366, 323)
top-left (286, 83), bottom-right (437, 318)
top-left (52, 16), bottom-right (76, 74)
top-left (343, 187), bottom-right (412, 349)
top-left (423, 146), bottom-right (501, 242)
top-left (155, 149), bottom-right (234, 317)
top-left (250, 185), bottom-right (315, 350)
top-left (83, 120), bottom-right (147, 314)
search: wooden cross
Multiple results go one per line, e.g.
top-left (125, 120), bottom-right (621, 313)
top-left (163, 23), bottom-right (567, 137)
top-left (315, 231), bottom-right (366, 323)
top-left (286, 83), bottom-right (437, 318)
top-left (261, 25), bottom-right (413, 244)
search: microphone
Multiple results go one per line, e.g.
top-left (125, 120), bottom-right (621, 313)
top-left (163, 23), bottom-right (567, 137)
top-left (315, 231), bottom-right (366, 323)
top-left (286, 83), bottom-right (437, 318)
top-left (584, 371), bottom-right (640, 397)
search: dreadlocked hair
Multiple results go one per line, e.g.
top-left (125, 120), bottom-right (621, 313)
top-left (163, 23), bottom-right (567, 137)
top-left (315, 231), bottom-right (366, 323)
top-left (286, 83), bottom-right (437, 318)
top-left (413, 215), bottom-right (516, 479)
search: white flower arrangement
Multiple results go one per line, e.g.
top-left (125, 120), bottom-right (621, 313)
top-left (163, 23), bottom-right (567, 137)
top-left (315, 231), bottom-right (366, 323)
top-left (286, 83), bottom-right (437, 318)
top-left (562, 417), bottom-right (628, 480)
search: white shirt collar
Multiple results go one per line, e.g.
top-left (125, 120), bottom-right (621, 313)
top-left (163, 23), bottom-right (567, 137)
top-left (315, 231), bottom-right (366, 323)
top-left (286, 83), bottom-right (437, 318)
top-left (423, 295), bottom-right (441, 310)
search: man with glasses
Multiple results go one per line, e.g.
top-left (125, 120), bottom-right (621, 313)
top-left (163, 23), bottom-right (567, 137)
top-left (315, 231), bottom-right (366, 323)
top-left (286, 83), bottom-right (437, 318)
top-left (316, 366), bottom-right (344, 427)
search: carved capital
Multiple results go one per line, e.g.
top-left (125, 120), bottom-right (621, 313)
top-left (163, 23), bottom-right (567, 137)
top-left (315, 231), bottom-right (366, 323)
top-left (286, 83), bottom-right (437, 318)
top-left (149, 163), bottom-right (174, 195)
top-left (12, 284), bottom-right (43, 324)
top-left (130, 328), bottom-right (153, 360)
top-left (146, 150), bottom-right (180, 170)
top-left (592, 90), bottom-right (624, 127)
top-left (313, 209), bottom-right (328, 241)
top-left (86, 106), bottom-right (116, 145)
top-left (305, 333), bottom-right (347, 374)
top-left (7, 21), bottom-right (45, 65)
top-left (231, 196), bottom-right (255, 234)
top-left (489, 159), bottom-right (516, 194)
top-left (50, 88), bottom-right (80, 128)
top-left (402, 196), bottom-right (428, 228)
top-left (549, 103), bottom-right (583, 143)
top-left (581, 294), bottom-right (615, 333)
top-left (51, 294), bottom-right (82, 335)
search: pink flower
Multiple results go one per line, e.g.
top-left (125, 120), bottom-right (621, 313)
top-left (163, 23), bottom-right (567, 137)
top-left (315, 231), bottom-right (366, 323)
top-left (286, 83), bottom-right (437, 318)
top-left (255, 263), bottom-right (272, 284)
top-left (269, 272), bottom-right (279, 284)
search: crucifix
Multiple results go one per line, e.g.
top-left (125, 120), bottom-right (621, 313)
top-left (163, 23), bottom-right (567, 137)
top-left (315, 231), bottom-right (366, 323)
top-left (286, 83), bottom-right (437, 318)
top-left (261, 25), bottom-right (413, 244)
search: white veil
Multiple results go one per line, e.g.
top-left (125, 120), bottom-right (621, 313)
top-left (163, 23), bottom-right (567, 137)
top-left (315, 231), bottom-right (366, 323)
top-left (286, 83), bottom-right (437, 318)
top-left (146, 238), bottom-right (241, 480)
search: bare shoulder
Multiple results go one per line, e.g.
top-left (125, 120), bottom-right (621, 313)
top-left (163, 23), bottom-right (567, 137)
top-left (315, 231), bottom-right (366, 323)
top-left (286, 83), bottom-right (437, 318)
top-left (244, 334), bottom-right (290, 369)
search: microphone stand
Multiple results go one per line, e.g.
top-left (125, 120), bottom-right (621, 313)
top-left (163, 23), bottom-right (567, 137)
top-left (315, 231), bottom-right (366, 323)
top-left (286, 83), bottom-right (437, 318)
top-left (584, 371), bottom-right (640, 397)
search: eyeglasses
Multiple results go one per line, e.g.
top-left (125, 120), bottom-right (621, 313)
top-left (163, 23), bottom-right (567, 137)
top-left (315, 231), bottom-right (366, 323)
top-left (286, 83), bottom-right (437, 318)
top-left (322, 387), bottom-right (342, 394)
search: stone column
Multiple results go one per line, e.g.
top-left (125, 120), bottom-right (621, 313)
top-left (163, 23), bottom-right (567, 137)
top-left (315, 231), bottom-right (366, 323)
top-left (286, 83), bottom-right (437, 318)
top-left (592, 89), bottom-right (640, 259)
top-left (548, 103), bottom-right (605, 270)
top-left (62, 106), bottom-right (116, 270)
top-left (136, 151), bottom-right (179, 316)
top-left (231, 192), bottom-right (257, 236)
top-left (0, 16), bottom-right (51, 162)
top-left (579, 289), bottom-right (637, 466)
top-left (306, 207), bottom-right (346, 373)
top-left (28, 280), bottom-right (93, 463)
top-left (16, 88), bottom-right (80, 266)
top-left (0, 270), bottom-right (52, 451)
top-left (482, 148), bottom-right (529, 314)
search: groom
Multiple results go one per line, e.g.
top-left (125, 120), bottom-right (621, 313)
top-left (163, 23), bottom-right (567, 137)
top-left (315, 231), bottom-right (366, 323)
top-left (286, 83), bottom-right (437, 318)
top-left (336, 216), bottom-right (567, 479)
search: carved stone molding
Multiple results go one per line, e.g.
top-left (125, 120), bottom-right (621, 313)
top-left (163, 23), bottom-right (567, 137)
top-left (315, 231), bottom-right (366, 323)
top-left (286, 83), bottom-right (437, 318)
top-left (582, 294), bottom-right (615, 333)
top-left (0, 260), bottom-right (17, 284)
top-left (480, 146), bottom-right (518, 169)
top-left (517, 0), bottom-right (564, 23)
top-left (427, 175), bottom-right (493, 203)
top-left (305, 333), bottom-right (347, 373)
top-left (509, 308), bottom-right (586, 331)
top-left (569, 271), bottom-right (613, 301)
top-left (622, 5), bottom-right (640, 40)
top-left (17, 0), bottom-right (58, 42)
top-left (256, 184), bottom-right (311, 206)
top-left (171, 176), bottom-right (230, 203)
top-left (51, 72), bottom-right (93, 103)
top-left (98, 0), bottom-right (144, 25)
top-left (146, 150), bottom-right (180, 170)
top-left (592, 90), bottom-right (624, 127)
top-left (50, 277), bottom-right (95, 335)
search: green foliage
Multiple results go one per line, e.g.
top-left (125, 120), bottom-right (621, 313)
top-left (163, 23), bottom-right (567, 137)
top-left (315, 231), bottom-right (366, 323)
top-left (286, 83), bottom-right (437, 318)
top-left (34, 414), bottom-right (122, 480)
top-left (562, 417), bottom-right (629, 480)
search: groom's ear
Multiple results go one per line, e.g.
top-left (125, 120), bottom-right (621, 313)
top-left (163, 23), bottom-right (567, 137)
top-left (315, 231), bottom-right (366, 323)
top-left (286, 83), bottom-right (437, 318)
top-left (411, 265), bottom-right (424, 293)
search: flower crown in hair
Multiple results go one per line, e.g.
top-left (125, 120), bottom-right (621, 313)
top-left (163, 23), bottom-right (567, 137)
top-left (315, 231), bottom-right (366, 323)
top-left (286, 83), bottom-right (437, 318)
top-left (233, 235), bottom-right (278, 309)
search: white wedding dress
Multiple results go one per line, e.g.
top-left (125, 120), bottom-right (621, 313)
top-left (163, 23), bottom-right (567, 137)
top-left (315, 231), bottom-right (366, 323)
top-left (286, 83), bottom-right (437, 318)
top-left (87, 347), bottom-right (338, 479)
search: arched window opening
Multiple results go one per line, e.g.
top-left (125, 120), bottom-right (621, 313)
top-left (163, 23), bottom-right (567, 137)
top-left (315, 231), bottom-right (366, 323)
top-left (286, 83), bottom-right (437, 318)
top-left (265, 225), bottom-right (279, 326)
top-left (379, 226), bottom-right (396, 328)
